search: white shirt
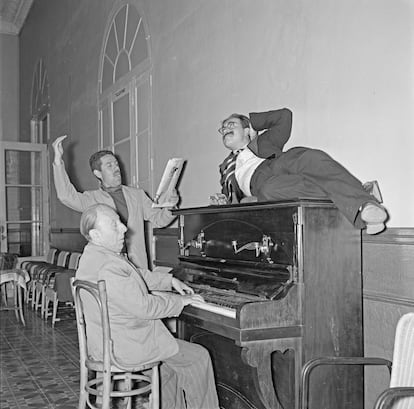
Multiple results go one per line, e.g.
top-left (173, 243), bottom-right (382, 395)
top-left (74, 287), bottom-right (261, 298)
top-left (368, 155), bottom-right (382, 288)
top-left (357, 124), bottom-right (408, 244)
top-left (234, 147), bottom-right (265, 196)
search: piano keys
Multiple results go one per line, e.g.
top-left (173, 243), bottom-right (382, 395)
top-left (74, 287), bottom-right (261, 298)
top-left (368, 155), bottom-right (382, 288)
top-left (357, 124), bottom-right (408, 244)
top-left (171, 199), bottom-right (364, 409)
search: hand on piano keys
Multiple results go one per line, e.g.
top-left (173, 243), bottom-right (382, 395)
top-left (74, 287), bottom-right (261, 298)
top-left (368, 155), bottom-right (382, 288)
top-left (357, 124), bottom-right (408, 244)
top-left (172, 277), bottom-right (195, 295)
top-left (182, 293), bottom-right (205, 306)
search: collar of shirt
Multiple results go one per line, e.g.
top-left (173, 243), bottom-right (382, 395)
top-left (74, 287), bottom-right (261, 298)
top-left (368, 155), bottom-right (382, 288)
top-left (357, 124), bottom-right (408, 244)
top-left (101, 184), bottom-right (123, 193)
top-left (232, 144), bottom-right (249, 155)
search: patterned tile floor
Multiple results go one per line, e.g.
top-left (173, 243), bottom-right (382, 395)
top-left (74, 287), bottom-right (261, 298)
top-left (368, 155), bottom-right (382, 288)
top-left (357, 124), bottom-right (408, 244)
top-left (0, 306), bottom-right (79, 409)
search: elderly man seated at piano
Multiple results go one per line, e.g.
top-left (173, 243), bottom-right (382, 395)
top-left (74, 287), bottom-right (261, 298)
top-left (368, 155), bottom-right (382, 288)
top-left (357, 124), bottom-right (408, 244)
top-left (75, 203), bottom-right (219, 409)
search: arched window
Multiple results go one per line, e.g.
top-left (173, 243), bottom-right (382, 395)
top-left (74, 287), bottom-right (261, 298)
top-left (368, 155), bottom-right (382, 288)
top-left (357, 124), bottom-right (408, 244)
top-left (98, 2), bottom-right (152, 194)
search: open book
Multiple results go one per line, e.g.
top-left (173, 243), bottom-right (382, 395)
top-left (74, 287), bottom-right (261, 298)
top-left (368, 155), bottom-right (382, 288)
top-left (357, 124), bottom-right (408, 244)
top-left (152, 158), bottom-right (185, 208)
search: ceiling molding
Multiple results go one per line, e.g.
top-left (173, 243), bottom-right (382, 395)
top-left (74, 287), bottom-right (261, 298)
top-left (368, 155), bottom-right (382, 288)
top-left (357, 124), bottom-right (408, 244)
top-left (0, 0), bottom-right (34, 35)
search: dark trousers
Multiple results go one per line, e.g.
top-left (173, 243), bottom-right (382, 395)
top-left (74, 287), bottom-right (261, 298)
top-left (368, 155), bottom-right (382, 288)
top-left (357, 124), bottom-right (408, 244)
top-left (250, 147), bottom-right (374, 228)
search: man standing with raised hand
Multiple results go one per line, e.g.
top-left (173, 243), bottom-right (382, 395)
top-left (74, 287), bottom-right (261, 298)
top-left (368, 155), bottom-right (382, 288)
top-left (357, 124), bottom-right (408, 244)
top-left (52, 135), bottom-right (178, 268)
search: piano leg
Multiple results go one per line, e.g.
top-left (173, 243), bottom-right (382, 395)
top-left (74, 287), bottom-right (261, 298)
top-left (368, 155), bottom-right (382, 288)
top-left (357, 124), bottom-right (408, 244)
top-left (182, 324), bottom-right (299, 409)
top-left (241, 339), bottom-right (300, 409)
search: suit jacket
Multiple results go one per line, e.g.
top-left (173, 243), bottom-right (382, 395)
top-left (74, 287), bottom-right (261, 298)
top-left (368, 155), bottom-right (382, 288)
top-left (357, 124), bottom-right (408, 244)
top-left (53, 162), bottom-right (175, 268)
top-left (76, 243), bottom-right (185, 365)
top-left (219, 108), bottom-right (293, 199)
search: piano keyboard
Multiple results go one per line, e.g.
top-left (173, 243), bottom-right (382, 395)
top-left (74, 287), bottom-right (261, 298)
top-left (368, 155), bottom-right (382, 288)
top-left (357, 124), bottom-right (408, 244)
top-left (187, 285), bottom-right (261, 319)
top-left (189, 300), bottom-right (236, 318)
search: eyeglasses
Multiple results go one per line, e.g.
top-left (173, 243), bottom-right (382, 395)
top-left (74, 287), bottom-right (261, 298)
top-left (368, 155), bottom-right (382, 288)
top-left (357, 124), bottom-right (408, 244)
top-left (218, 121), bottom-right (238, 135)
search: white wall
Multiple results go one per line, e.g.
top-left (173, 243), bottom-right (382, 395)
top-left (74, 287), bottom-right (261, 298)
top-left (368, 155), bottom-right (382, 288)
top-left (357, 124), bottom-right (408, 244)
top-left (147, 0), bottom-right (414, 227)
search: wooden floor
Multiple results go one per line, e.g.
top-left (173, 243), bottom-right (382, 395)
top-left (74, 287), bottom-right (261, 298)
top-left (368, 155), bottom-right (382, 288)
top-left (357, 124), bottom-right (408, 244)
top-left (0, 306), bottom-right (79, 409)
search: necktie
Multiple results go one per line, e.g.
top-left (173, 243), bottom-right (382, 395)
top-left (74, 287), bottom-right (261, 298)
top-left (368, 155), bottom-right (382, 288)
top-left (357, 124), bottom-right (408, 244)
top-left (222, 151), bottom-right (241, 202)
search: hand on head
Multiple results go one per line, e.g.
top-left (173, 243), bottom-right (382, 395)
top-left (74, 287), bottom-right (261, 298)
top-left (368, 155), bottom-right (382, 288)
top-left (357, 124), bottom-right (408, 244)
top-left (248, 123), bottom-right (257, 139)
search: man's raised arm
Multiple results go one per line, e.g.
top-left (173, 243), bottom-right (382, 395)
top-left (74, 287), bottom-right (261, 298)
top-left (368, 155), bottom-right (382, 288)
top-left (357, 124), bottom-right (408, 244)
top-left (52, 135), bottom-right (97, 212)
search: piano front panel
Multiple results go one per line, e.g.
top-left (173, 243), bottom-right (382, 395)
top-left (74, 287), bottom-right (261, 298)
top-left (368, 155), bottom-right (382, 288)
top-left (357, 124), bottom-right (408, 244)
top-left (178, 204), bottom-right (298, 266)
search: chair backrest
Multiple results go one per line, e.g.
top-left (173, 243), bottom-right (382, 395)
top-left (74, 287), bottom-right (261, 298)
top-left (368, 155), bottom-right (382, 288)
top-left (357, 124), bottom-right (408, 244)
top-left (72, 279), bottom-right (112, 374)
top-left (389, 312), bottom-right (414, 409)
top-left (56, 251), bottom-right (71, 267)
top-left (73, 279), bottom-right (147, 371)
top-left (47, 248), bottom-right (59, 264)
top-left (67, 252), bottom-right (82, 269)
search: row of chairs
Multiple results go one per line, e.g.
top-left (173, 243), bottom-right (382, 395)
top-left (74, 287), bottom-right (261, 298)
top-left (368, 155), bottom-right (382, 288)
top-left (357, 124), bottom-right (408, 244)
top-left (21, 248), bottom-right (81, 326)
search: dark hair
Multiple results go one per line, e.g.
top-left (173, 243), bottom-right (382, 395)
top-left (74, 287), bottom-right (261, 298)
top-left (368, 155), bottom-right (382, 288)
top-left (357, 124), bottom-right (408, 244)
top-left (222, 113), bottom-right (250, 129)
top-left (89, 150), bottom-right (115, 172)
top-left (80, 203), bottom-right (115, 241)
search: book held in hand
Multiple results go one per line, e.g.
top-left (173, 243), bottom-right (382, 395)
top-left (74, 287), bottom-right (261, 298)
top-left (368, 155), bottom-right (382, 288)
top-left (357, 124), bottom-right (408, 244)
top-left (152, 158), bottom-right (185, 208)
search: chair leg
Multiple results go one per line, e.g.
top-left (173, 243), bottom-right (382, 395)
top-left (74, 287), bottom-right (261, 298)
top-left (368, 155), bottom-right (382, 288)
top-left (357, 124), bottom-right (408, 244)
top-left (25, 282), bottom-right (30, 304)
top-left (44, 293), bottom-right (50, 321)
top-left (52, 293), bottom-right (58, 327)
top-left (125, 373), bottom-right (132, 409)
top-left (78, 364), bottom-right (88, 409)
top-left (16, 284), bottom-right (26, 326)
top-left (151, 365), bottom-right (160, 409)
top-left (34, 286), bottom-right (41, 311)
top-left (40, 286), bottom-right (47, 317)
top-left (31, 282), bottom-right (37, 309)
top-left (12, 283), bottom-right (20, 323)
top-left (1, 283), bottom-right (8, 306)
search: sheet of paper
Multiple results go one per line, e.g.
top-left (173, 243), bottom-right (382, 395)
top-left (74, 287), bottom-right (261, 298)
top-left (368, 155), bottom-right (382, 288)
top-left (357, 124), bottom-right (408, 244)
top-left (152, 158), bottom-right (185, 208)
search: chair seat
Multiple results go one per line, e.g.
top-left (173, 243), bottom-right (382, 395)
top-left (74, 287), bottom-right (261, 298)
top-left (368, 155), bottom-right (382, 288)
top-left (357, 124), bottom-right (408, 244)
top-left (86, 358), bottom-right (161, 374)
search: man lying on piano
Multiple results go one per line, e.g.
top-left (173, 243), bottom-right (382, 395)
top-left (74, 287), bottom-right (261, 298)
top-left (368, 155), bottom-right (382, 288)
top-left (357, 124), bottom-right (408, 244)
top-left (76, 203), bottom-right (220, 409)
top-left (218, 107), bottom-right (388, 235)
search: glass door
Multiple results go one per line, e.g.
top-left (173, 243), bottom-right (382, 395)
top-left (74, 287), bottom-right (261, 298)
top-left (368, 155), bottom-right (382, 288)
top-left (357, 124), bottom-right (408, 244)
top-left (0, 142), bottom-right (49, 256)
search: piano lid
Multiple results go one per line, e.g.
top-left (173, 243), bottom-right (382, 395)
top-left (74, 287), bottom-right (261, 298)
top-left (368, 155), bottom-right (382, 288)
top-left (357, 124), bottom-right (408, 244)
top-left (172, 198), bottom-right (335, 215)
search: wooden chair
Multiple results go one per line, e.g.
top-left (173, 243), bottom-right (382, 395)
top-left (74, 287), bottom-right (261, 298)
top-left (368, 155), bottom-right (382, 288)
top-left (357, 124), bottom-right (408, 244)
top-left (0, 253), bottom-right (27, 325)
top-left (33, 250), bottom-right (70, 313)
top-left (21, 248), bottom-right (59, 304)
top-left (72, 279), bottom-right (160, 409)
top-left (44, 252), bottom-right (81, 326)
top-left (300, 312), bottom-right (414, 409)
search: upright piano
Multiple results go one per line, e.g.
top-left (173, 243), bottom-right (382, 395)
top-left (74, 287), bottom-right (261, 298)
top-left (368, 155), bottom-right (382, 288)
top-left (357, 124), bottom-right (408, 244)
top-left (170, 199), bottom-right (363, 409)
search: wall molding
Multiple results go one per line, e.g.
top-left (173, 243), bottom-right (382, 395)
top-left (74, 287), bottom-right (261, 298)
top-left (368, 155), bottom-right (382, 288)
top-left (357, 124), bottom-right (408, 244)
top-left (363, 290), bottom-right (414, 307)
top-left (51, 228), bottom-right (81, 234)
top-left (363, 227), bottom-right (414, 245)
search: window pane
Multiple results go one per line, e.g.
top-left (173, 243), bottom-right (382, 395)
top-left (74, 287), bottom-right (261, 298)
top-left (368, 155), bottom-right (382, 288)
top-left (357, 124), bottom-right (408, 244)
top-left (101, 104), bottom-right (111, 148)
top-left (7, 222), bottom-right (42, 257)
top-left (125, 6), bottom-right (140, 52)
top-left (114, 141), bottom-right (131, 186)
top-left (115, 5), bottom-right (127, 49)
top-left (137, 130), bottom-right (150, 184)
top-left (6, 186), bottom-right (42, 221)
top-left (137, 79), bottom-right (149, 132)
top-left (113, 92), bottom-right (130, 143)
top-left (115, 51), bottom-right (130, 82)
top-left (106, 24), bottom-right (118, 66)
top-left (5, 150), bottom-right (41, 185)
top-left (131, 23), bottom-right (148, 68)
